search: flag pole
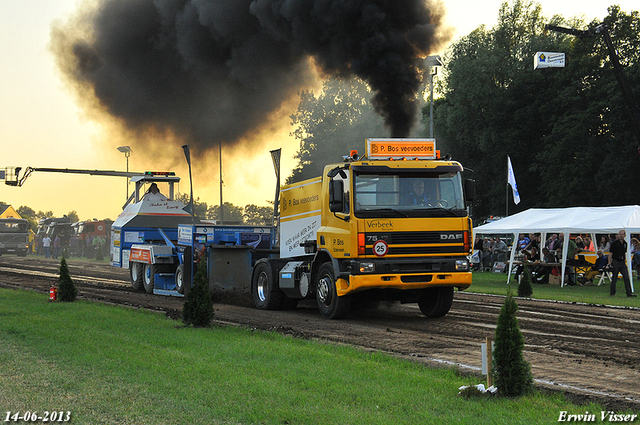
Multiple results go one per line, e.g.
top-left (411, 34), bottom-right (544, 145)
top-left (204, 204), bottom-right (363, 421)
top-left (506, 155), bottom-right (521, 215)
top-left (506, 156), bottom-right (509, 216)
top-left (181, 144), bottom-right (195, 224)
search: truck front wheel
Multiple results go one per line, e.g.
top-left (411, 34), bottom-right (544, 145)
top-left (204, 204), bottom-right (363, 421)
top-left (143, 263), bottom-right (156, 294)
top-left (130, 263), bottom-right (144, 291)
top-left (316, 262), bottom-right (350, 319)
top-left (418, 286), bottom-right (454, 318)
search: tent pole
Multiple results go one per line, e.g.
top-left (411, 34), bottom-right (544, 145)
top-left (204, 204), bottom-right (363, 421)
top-left (625, 233), bottom-right (634, 292)
top-left (506, 232), bottom-right (518, 285)
top-left (561, 232), bottom-right (569, 288)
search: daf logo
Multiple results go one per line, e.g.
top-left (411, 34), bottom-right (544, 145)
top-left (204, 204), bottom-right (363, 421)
top-left (441, 233), bottom-right (463, 240)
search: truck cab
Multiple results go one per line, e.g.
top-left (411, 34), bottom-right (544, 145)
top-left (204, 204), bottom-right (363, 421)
top-left (253, 139), bottom-right (474, 319)
top-left (0, 218), bottom-right (29, 256)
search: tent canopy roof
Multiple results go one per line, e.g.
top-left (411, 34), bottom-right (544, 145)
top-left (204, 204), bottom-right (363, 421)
top-left (474, 206), bottom-right (640, 235)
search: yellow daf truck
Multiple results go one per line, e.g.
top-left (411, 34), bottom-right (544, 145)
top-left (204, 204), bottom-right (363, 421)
top-left (252, 138), bottom-right (474, 319)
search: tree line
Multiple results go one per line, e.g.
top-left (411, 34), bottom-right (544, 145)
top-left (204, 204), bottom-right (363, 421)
top-left (174, 194), bottom-right (274, 226)
top-left (3, 199), bottom-right (274, 232)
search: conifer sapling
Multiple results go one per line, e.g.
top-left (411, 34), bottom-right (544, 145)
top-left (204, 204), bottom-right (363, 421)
top-left (492, 289), bottom-right (533, 397)
top-left (57, 257), bottom-right (77, 302)
top-left (182, 259), bottom-right (214, 327)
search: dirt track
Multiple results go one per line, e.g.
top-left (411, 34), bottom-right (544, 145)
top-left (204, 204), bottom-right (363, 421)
top-left (1, 255), bottom-right (639, 412)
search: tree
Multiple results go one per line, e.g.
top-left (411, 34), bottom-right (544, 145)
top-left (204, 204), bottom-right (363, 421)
top-left (493, 289), bottom-right (533, 396)
top-left (17, 205), bottom-right (35, 218)
top-left (431, 1), bottom-right (640, 220)
top-left (175, 194), bottom-right (209, 219)
top-left (66, 210), bottom-right (79, 224)
top-left (243, 204), bottom-right (274, 226)
top-left (16, 206), bottom-right (38, 231)
top-left (207, 202), bottom-right (243, 223)
top-left (517, 265), bottom-right (533, 298)
top-left (182, 260), bottom-right (214, 327)
top-left (288, 77), bottom-right (386, 184)
top-left (57, 257), bottom-right (77, 302)
top-left (36, 211), bottom-right (54, 220)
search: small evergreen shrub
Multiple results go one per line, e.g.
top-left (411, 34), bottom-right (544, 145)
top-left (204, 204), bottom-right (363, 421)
top-left (517, 265), bottom-right (533, 298)
top-left (182, 260), bottom-right (214, 327)
top-left (493, 290), bottom-right (533, 397)
top-left (57, 257), bottom-right (77, 302)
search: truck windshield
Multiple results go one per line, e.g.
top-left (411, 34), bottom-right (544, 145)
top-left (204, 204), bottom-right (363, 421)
top-left (0, 220), bottom-right (28, 233)
top-left (353, 171), bottom-right (466, 218)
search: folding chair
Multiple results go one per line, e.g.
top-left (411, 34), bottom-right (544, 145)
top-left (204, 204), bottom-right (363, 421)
top-left (597, 270), bottom-right (612, 286)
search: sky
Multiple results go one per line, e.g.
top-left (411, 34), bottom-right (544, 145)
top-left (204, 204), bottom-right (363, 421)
top-left (0, 0), bottom-right (637, 221)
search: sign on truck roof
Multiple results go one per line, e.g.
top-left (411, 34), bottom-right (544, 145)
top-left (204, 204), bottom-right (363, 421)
top-left (366, 138), bottom-right (436, 160)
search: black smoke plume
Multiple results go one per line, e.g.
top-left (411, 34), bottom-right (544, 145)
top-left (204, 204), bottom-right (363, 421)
top-left (52, 0), bottom-right (449, 152)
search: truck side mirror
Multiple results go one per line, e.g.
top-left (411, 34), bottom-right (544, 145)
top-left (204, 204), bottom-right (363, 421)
top-left (329, 180), bottom-right (344, 213)
top-left (464, 179), bottom-right (475, 202)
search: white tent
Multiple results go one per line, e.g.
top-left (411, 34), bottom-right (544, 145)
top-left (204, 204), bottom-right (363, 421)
top-left (474, 206), bottom-right (640, 289)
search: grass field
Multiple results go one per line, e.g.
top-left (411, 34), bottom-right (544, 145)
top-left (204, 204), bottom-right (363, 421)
top-left (0, 288), bottom-right (611, 425)
top-left (468, 270), bottom-right (640, 308)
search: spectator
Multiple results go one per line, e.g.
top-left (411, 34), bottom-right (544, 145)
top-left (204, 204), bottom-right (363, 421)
top-left (69, 235), bottom-right (79, 257)
top-left (632, 237), bottom-right (640, 275)
top-left (473, 235), bottom-right (483, 252)
top-left (575, 236), bottom-right (585, 249)
top-left (608, 229), bottom-right (636, 297)
top-left (491, 237), bottom-right (508, 265)
top-left (515, 247), bottom-right (538, 280)
top-left (516, 234), bottom-right (530, 251)
top-left (53, 234), bottom-right (61, 259)
top-left (482, 237), bottom-right (492, 269)
top-left (85, 235), bottom-right (94, 258)
top-left (472, 236), bottom-right (483, 270)
top-left (524, 234), bottom-right (540, 254)
top-left (531, 247), bottom-right (556, 283)
top-left (546, 234), bottom-right (559, 251)
top-left (583, 236), bottom-right (595, 252)
top-left (582, 250), bottom-right (609, 284)
top-left (42, 235), bottom-right (51, 258)
top-left (599, 235), bottom-right (611, 252)
top-left (93, 235), bottom-right (104, 258)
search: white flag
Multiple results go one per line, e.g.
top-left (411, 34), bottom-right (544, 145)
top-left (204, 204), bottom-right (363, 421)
top-left (507, 156), bottom-right (521, 205)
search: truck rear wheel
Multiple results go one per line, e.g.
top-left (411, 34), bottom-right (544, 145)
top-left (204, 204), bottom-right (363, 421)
top-left (252, 260), bottom-right (286, 310)
top-left (418, 287), bottom-right (454, 318)
top-left (316, 262), bottom-right (350, 319)
top-left (175, 264), bottom-right (185, 294)
top-left (143, 263), bottom-right (157, 294)
top-left (130, 263), bottom-right (144, 291)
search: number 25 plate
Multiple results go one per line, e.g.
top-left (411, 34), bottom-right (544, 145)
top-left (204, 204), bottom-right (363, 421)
top-left (373, 240), bottom-right (389, 257)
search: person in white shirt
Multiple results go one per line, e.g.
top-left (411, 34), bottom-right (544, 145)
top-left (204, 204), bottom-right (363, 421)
top-left (42, 235), bottom-right (52, 258)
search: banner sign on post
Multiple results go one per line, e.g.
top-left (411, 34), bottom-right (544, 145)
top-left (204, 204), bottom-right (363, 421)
top-left (534, 52), bottom-right (565, 69)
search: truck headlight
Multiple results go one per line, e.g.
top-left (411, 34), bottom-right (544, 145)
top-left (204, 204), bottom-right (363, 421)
top-left (359, 262), bottom-right (375, 273)
top-left (455, 259), bottom-right (469, 271)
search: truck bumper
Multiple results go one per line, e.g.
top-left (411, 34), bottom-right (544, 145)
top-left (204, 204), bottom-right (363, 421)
top-left (336, 272), bottom-right (472, 297)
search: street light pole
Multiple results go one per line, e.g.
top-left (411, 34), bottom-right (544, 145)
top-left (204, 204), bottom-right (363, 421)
top-left (117, 146), bottom-right (131, 200)
top-left (425, 55), bottom-right (443, 138)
